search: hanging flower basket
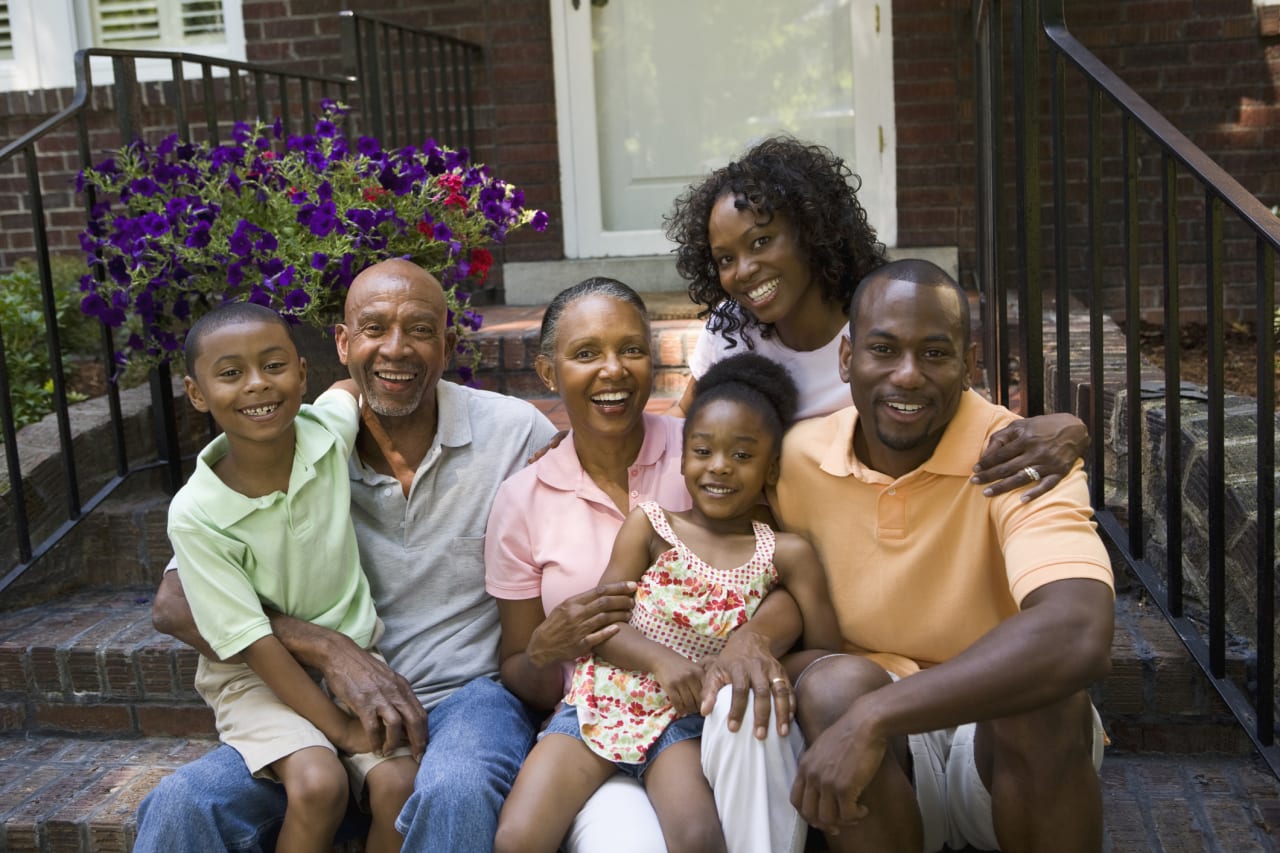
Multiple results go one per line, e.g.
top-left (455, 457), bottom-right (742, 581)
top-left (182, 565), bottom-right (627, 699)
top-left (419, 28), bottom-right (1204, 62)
top-left (77, 99), bottom-right (547, 384)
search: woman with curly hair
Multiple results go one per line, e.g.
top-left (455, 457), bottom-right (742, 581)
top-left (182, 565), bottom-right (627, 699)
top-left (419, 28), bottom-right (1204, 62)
top-left (665, 136), bottom-right (1088, 497)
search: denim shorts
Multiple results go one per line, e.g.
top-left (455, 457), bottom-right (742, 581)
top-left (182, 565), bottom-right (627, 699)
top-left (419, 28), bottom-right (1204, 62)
top-left (540, 703), bottom-right (705, 779)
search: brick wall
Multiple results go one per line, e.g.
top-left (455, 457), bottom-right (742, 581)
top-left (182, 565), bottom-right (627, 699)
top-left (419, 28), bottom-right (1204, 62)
top-left (240, 0), bottom-right (564, 272)
top-left (888, 0), bottom-right (1278, 322)
top-left (0, 0), bottom-right (1273, 318)
top-left (0, 0), bottom-right (563, 282)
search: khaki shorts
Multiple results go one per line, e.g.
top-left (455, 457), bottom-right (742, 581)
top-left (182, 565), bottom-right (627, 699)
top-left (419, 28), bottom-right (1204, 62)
top-left (195, 640), bottom-right (413, 800)
top-left (796, 655), bottom-right (1105, 853)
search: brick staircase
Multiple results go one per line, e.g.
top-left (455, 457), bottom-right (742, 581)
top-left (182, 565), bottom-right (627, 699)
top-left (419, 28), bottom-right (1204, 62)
top-left (1, 306), bottom-right (1278, 852)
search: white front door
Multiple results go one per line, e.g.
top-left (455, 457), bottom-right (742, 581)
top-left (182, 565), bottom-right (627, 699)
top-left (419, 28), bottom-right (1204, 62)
top-left (550, 0), bottom-right (896, 259)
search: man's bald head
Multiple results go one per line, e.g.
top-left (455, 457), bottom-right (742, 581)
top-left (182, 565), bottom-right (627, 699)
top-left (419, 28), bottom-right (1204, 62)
top-left (336, 258), bottom-right (456, 419)
top-left (849, 259), bottom-right (971, 350)
top-left (345, 258), bottom-right (446, 325)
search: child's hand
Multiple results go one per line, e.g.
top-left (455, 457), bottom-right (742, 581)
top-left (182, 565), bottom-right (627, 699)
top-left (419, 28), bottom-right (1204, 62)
top-left (332, 714), bottom-right (377, 756)
top-left (653, 654), bottom-right (704, 716)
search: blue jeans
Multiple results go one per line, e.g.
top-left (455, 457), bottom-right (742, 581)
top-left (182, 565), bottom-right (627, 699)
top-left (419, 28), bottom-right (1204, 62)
top-left (134, 676), bottom-right (536, 852)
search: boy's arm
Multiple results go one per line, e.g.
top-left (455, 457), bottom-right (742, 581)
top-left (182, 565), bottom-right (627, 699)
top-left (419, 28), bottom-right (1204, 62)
top-left (328, 378), bottom-right (359, 398)
top-left (238, 634), bottom-right (370, 755)
top-left (773, 533), bottom-right (843, 652)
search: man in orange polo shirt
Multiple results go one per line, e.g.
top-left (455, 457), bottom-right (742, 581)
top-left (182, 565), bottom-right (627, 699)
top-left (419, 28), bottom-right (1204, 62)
top-left (773, 259), bottom-right (1114, 853)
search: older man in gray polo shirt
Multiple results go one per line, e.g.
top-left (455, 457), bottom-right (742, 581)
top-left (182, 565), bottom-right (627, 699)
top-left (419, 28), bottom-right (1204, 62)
top-left (137, 259), bottom-right (559, 852)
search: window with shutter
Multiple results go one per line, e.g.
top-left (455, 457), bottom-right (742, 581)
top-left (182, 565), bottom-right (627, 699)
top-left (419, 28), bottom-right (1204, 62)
top-left (0, 0), bottom-right (242, 92)
top-left (89, 0), bottom-right (225, 48)
top-left (0, 2), bottom-right (13, 60)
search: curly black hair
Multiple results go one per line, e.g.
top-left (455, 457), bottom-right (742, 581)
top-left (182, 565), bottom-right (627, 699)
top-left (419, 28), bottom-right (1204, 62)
top-left (665, 136), bottom-right (887, 349)
top-left (684, 352), bottom-right (799, 451)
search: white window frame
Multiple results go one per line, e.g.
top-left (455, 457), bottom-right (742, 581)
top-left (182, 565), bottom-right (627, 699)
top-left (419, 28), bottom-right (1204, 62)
top-left (0, 0), bottom-right (244, 93)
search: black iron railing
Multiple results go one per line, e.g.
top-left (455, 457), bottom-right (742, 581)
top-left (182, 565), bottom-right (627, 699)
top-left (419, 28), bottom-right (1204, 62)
top-left (0, 14), bottom-right (481, 598)
top-left (340, 11), bottom-right (480, 155)
top-left (975, 0), bottom-right (1280, 775)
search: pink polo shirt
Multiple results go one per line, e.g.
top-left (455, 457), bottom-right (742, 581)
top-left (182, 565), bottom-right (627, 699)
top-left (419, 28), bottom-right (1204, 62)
top-left (485, 413), bottom-right (692, 617)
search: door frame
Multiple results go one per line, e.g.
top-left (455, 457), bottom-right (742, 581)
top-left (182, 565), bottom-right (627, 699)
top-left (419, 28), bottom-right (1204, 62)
top-left (549, 0), bottom-right (897, 259)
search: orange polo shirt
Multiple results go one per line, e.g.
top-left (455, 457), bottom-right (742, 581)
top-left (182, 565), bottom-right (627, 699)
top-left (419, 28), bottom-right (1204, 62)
top-left (772, 390), bottom-right (1113, 678)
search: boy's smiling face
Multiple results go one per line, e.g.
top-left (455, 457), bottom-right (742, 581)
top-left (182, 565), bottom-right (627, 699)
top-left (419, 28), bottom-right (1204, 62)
top-left (183, 317), bottom-right (308, 450)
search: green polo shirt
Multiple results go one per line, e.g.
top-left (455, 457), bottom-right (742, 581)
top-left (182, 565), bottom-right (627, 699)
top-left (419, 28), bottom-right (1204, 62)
top-left (169, 389), bottom-right (377, 661)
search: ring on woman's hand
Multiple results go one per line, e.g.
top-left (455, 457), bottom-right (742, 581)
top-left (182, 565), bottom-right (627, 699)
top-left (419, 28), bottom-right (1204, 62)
top-left (1023, 466), bottom-right (1041, 482)
top-left (771, 677), bottom-right (788, 687)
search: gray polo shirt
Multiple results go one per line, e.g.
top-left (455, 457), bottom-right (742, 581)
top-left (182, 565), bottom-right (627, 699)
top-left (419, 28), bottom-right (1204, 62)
top-left (349, 380), bottom-right (557, 710)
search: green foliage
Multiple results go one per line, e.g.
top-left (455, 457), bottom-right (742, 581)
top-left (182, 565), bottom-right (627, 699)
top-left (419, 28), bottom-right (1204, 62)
top-left (0, 256), bottom-right (94, 433)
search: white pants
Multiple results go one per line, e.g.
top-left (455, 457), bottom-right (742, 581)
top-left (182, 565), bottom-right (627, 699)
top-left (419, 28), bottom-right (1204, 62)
top-left (563, 684), bottom-right (807, 853)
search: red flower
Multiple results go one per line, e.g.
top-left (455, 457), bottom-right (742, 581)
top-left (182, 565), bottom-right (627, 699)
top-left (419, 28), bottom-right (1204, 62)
top-left (362, 186), bottom-right (387, 203)
top-left (416, 221), bottom-right (433, 235)
top-left (469, 247), bottom-right (494, 282)
top-left (439, 173), bottom-right (464, 193)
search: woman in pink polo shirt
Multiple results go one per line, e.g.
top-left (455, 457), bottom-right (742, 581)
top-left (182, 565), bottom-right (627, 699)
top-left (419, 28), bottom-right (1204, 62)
top-left (484, 277), bottom-right (805, 853)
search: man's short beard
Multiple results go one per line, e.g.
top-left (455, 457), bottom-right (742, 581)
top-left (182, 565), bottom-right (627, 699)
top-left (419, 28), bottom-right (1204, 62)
top-left (364, 388), bottom-right (426, 418)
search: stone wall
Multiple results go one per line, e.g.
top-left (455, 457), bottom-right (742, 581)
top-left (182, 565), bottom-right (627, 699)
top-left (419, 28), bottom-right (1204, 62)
top-left (1044, 303), bottom-right (1279, 718)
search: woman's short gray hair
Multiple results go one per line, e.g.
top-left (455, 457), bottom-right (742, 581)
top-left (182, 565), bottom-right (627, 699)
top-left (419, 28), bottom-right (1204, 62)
top-left (538, 277), bottom-right (650, 359)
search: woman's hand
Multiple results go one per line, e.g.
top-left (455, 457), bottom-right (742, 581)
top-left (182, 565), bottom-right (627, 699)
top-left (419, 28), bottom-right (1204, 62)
top-left (653, 652), bottom-right (705, 716)
top-left (971, 412), bottom-right (1089, 501)
top-left (526, 581), bottom-right (637, 666)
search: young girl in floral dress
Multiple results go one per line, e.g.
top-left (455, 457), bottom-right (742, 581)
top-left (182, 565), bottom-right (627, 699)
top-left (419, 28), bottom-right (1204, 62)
top-left (494, 353), bottom-right (841, 853)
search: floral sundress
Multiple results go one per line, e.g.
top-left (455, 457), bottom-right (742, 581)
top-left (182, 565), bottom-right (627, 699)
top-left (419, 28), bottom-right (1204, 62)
top-left (565, 500), bottom-right (778, 764)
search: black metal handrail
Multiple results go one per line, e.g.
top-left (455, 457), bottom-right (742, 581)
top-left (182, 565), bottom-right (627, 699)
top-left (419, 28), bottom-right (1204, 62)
top-left (0, 14), bottom-right (482, 598)
top-left (339, 11), bottom-right (481, 155)
top-left (976, 0), bottom-right (1279, 775)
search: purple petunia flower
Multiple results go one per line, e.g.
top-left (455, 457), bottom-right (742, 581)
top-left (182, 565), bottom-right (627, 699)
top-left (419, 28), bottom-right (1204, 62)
top-left (531, 210), bottom-right (549, 231)
top-left (228, 220), bottom-right (258, 258)
top-left (184, 222), bottom-right (213, 249)
top-left (141, 212), bottom-right (169, 237)
top-left (284, 286), bottom-right (310, 311)
top-left (130, 177), bottom-right (161, 197)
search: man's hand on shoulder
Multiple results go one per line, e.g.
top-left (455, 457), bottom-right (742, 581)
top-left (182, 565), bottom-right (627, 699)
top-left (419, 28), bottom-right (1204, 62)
top-left (972, 413), bottom-right (1089, 501)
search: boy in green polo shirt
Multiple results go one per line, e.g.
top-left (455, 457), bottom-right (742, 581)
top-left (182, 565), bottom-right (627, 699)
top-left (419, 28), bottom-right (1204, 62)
top-left (169, 302), bottom-right (415, 853)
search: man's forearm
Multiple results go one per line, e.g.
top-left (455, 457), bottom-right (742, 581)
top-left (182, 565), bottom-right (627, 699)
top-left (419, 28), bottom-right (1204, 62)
top-left (265, 609), bottom-right (348, 668)
top-left (852, 579), bottom-right (1113, 740)
top-left (152, 571), bottom-right (228, 661)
